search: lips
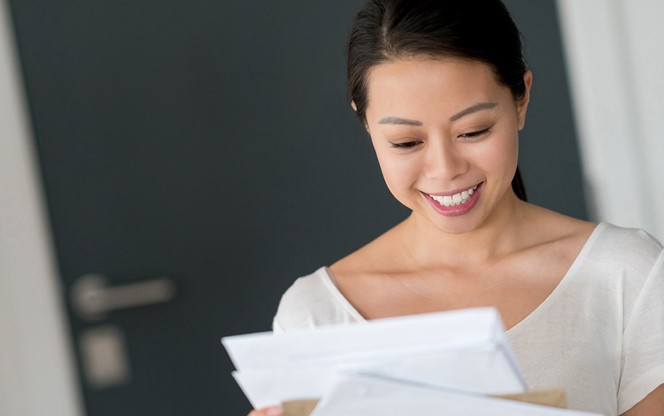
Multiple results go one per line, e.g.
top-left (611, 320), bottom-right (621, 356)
top-left (422, 182), bottom-right (483, 216)
top-left (426, 184), bottom-right (479, 207)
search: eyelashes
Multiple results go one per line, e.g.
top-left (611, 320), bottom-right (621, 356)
top-left (390, 141), bottom-right (420, 149)
top-left (389, 128), bottom-right (491, 149)
top-left (458, 128), bottom-right (491, 139)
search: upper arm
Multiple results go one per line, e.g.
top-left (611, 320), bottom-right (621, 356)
top-left (618, 249), bottom-right (664, 413)
top-left (621, 384), bottom-right (664, 416)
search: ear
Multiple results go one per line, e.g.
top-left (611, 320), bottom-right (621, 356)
top-left (351, 100), bottom-right (371, 132)
top-left (517, 70), bottom-right (532, 131)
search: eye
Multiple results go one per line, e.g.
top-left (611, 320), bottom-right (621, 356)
top-left (459, 128), bottom-right (491, 140)
top-left (390, 141), bottom-right (421, 149)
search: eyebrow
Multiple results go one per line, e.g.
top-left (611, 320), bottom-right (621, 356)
top-left (377, 102), bottom-right (498, 126)
top-left (377, 116), bottom-right (423, 126)
top-left (449, 102), bottom-right (498, 122)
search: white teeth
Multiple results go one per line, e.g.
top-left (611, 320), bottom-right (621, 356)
top-left (429, 185), bottom-right (478, 207)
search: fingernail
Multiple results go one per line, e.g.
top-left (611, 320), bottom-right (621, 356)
top-left (265, 406), bottom-right (283, 416)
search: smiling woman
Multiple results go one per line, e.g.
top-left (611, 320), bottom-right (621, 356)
top-left (363, 58), bottom-right (527, 234)
top-left (249, 1), bottom-right (664, 416)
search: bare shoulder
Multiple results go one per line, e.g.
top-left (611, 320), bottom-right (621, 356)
top-left (325, 222), bottom-right (413, 319)
top-left (522, 204), bottom-right (596, 245)
top-left (328, 221), bottom-right (407, 281)
top-left (329, 226), bottom-right (398, 279)
top-left (516, 204), bottom-right (597, 267)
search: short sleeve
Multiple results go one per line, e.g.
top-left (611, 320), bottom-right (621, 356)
top-left (272, 318), bottom-right (284, 334)
top-left (272, 276), bottom-right (314, 332)
top-left (618, 250), bottom-right (664, 414)
top-left (272, 267), bottom-right (364, 333)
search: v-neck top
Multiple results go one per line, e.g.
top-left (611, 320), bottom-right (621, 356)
top-left (273, 223), bottom-right (664, 415)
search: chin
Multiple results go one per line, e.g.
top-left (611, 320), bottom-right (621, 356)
top-left (409, 209), bottom-right (484, 235)
top-left (433, 219), bottom-right (482, 235)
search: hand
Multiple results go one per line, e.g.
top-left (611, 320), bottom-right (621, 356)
top-left (248, 405), bottom-right (282, 416)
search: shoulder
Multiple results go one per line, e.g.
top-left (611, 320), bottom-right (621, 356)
top-left (605, 225), bottom-right (664, 414)
top-left (520, 204), bottom-right (595, 248)
top-left (585, 222), bottom-right (662, 272)
top-left (580, 223), bottom-right (663, 321)
top-left (525, 206), bottom-right (662, 272)
top-left (329, 221), bottom-right (406, 278)
top-left (273, 267), bottom-right (362, 332)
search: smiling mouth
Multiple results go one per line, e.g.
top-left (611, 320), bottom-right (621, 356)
top-left (426, 184), bottom-right (480, 207)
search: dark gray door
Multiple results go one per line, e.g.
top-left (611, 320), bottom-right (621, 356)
top-left (6, 1), bottom-right (584, 415)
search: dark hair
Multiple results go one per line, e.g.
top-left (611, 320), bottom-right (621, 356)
top-left (347, 0), bottom-right (528, 201)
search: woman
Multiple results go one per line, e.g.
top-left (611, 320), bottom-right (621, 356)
top-left (251, 0), bottom-right (664, 415)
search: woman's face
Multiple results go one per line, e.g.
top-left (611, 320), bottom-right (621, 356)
top-left (363, 57), bottom-right (531, 234)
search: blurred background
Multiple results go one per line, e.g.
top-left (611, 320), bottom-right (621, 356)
top-left (0, 1), bottom-right (661, 415)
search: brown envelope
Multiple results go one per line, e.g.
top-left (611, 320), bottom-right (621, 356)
top-left (495, 389), bottom-right (566, 408)
top-left (282, 400), bottom-right (319, 416)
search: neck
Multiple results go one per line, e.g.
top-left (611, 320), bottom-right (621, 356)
top-left (399, 192), bottom-right (529, 267)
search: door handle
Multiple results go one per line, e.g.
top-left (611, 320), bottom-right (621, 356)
top-left (71, 274), bottom-right (176, 321)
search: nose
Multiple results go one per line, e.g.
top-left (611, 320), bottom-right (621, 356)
top-left (423, 139), bottom-right (469, 181)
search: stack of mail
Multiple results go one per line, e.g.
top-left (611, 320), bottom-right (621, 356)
top-left (223, 308), bottom-right (526, 408)
top-left (223, 307), bottom-right (605, 415)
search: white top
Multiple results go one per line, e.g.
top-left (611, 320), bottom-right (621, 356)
top-left (273, 223), bottom-right (664, 416)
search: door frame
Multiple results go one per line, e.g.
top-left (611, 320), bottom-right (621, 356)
top-left (0, 1), bottom-right (82, 415)
top-left (556, 0), bottom-right (664, 239)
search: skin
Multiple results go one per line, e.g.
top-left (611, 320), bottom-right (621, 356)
top-left (366, 58), bottom-right (522, 238)
top-left (248, 406), bottom-right (282, 416)
top-left (622, 385), bottom-right (664, 415)
top-left (332, 58), bottom-right (597, 329)
top-left (248, 57), bottom-right (663, 415)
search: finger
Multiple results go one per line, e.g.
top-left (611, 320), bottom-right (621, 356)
top-left (248, 405), bottom-right (283, 416)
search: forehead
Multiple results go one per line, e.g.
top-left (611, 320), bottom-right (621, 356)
top-left (365, 58), bottom-right (509, 119)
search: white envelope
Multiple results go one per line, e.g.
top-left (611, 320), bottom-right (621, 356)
top-left (232, 345), bottom-right (523, 408)
top-left (232, 368), bottom-right (341, 409)
top-left (311, 375), bottom-right (604, 416)
top-left (222, 307), bottom-right (526, 408)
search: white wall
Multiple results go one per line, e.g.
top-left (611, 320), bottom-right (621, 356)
top-left (557, 0), bottom-right (664, 240)
top-left (0, 1), bottom-right (83, 415)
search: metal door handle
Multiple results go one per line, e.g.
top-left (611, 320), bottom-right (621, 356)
top-left (71, 274), bottom-right (176, 321)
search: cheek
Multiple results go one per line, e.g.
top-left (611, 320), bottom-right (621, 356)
top-left (374, 151), bottom-right (420, 196)
top-left (474, 134), bottom-right (519, 179)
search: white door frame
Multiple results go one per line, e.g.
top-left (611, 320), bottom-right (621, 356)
top-left (0, 1), bottom-right (83, 415)
top-left (557, 0), bottom-right (664, 240)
